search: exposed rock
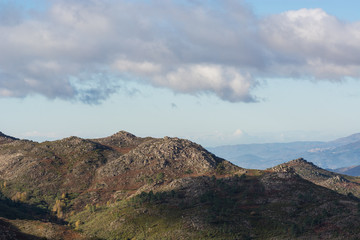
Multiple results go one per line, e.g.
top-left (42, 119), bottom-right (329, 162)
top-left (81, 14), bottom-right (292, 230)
top-left (269, 157), bottom-right (360, 198)
top-left (97, 137), bottom-right (235, 178)
top-left (92, 130), bottom-right (144, 148)
top-left (330, 175), bottom-right (349, 183)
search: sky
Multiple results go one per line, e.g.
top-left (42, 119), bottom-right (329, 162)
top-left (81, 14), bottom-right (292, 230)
top-left (1, 0), bottom-right (360, 146)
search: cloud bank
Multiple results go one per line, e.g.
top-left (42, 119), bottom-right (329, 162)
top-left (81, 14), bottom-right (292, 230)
top-left (1, 0), bottom-right (360, 103)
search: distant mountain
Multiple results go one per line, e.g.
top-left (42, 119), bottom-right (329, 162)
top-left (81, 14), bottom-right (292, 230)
top-left (301, 140), bottom-right (360, 170)
top-left (328, 133), bottom-right (360, 146)
top-left (207, 141), bottom-right (324, 169)
top-left (208, 133), bottom-right (360, 170)
top-left (333, 165), bottom-right (360, 176)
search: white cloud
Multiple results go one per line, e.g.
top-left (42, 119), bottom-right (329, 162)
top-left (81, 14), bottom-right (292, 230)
top-left (1, 1), bottom-right (360, 104)
top-left (233, 129), bottom-right (244, 137)
top-left (153, 64), bottom-right (256, 102)
top-left (260, 8), bottom-right (360, 79)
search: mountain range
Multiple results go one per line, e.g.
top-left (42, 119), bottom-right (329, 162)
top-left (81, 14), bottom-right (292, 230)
top-left (208, 133), bottom-right (360, 174)
top-left (1, 130), bottom-right (360, 239)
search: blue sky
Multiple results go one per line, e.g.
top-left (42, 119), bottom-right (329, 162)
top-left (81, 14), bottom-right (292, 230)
top-left (1, 0), bottom-right (360, 146)
top-left (249, 0), bottom-right (360, 21)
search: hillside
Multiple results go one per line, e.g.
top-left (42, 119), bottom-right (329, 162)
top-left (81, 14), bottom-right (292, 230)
top-left (1, 131), bottom-right (360, 239)
top-left (270, 158), bottom-right (360, 198)
top-left (0, 131), bottom-right (236, 210)
top-left (68, 171), bottom-right (360, 239)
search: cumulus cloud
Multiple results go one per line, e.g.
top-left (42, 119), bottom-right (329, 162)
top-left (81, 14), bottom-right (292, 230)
top-left (0, 1), bottom-right (360, 104)
top-left (260, 8), bottom-right (360, 79)
top-left (152, 64), bottom-right (256, 102)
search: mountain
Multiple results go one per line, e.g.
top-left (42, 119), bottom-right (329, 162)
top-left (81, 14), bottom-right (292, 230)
top-left (270, 158), bottom-right (360, 197)
top-left (70, 167), bottom-right (360, 239)
top-left (303, 140), bottom-right (360, 169)
top-left (0, 131), bottom-right (236, 211)
top-left (208, 133), bottom-right (360, 170)
top-left (328, 133), bottom-right (360, 146)
top-left (207, 141), bottom-right (324, 169)
top-left (2, 131), bottom-right (360, 239)
top-left (333, 165), bottom-right (360, 176)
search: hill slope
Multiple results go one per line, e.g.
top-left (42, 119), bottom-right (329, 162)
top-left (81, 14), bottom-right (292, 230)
top-left (0, 130), bottom-right (238, 215)
top-left (270, 158), bottom-right (360, 198)
top-left (1, 131), bottom-right (360, 239)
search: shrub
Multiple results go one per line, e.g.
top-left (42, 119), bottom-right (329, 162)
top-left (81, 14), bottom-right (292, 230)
top-left (11, 192), bottom-right (27, 202)
top-left (156, 173), bottom-right (165, 183)
top-left (75, 220), bottom-right (81, 230)
top-left (52, 199), bottom-right (65, 218)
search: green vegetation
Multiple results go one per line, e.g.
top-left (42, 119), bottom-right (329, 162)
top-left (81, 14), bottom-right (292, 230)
top-left (0, 190), bottom-right (50, 220)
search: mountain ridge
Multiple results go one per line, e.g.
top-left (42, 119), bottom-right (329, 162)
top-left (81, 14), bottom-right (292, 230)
top-left (0, 131), bottom-right (19, 145)
top-left (1, 130), bottom-right (360, 239)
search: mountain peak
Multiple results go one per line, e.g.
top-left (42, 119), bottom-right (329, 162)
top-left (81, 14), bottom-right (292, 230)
top-left (92, 130), bottom-right (142, 148)
top-left (270, 158), bottom-right (318, 170)
top-left (287, 157), bottom-right (316, 166)
top-left (59, 136), bottom-right (87, 144)
top-left (269, 158), bottom-right (329, 181)
top-left (111, 130), bottom-right (137, 138)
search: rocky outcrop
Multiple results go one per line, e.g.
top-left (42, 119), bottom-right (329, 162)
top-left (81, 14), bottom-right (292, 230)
top-left (97, 136), bottom-right (236, 178)
top-left (92, 131), bottom-right (144, 148)
top-left (269, 158), bottom-right (335, 182)
top-left (269, 158), bottom-right (360, 198)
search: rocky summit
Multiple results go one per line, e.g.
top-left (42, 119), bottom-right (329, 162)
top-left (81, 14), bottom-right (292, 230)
top-left (270, 158), bottom-right (360, 198)
top-left (1, 131), bottom-right (360, 239)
